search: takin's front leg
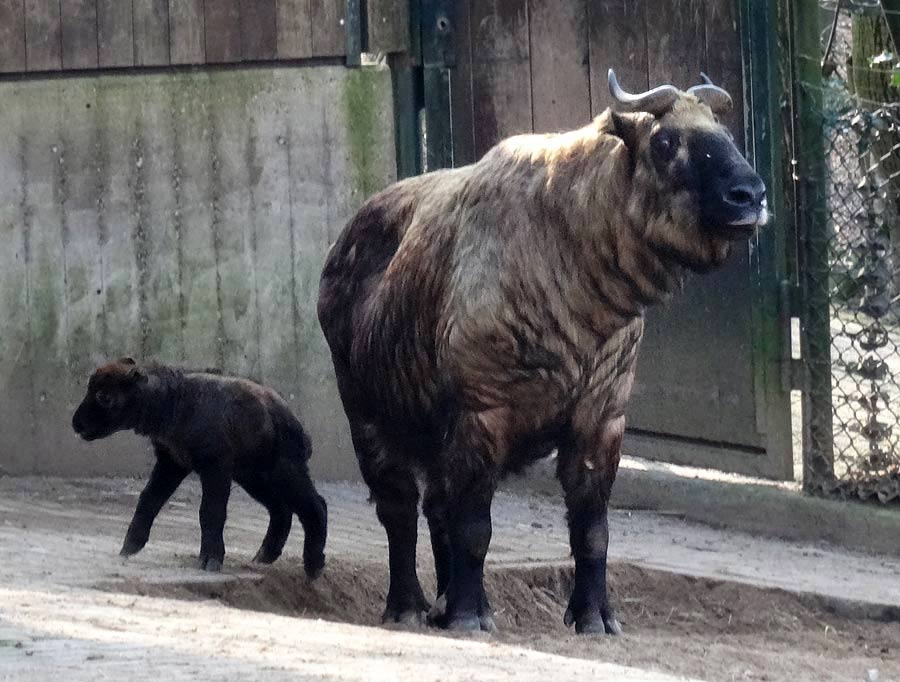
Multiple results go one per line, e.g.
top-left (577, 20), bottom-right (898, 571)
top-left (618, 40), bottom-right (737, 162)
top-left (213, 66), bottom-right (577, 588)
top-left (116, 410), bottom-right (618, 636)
top-left (121, 445), bottom-right (190, 557)
top-left (427, 417), bottom-right (498, 633)
top-left (196, 461), bottom-right (232, 572)
top-left (556, 415), bottom-right (625, 635)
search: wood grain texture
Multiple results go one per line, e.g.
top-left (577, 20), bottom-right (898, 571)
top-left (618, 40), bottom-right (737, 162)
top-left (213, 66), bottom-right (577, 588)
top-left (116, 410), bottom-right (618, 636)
top-left (529, 0), bottom-right (591, 132)
top-left (276, 0), bottom-right (312, 58)
top-left (367, 0), bottom-right (408, 54)
top-left (588, 0), bottom-right (648, 115)
top-left (61, 0), bottom-right (98, 69)
top-left (241, 0), bottom-right (277, 60)
top-left (205, 0), bottom-right (242, 63)
top-left (25, 0), bottom-right (62, 71)
top-left (705, 0), bottom-right (745, 144)
top-left (449, 0), bottom-right (475, 165)
top-left (133, 0), bottom-right (170, 66)
top-left (0, 0), bottom-right (26, 73)
top-left (645, 0), bottom-right (705, 89)
top-left (310, 0), bottom-right (345, 56)
top-left (470, 0), bottom-right (531, 158)
top-left (169, 0), bottom-right (205, 64)
top-left (98, 0), bottom-right (133, 67)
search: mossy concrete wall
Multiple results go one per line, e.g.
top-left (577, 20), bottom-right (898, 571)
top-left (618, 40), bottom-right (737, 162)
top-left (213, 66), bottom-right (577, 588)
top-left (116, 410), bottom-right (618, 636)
top-left (0, 64), bottom-right (396, 479)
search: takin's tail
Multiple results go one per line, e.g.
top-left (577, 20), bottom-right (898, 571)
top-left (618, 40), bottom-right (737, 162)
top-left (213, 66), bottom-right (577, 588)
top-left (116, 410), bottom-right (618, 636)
top-left (317, 182), bottom-right (419, 361)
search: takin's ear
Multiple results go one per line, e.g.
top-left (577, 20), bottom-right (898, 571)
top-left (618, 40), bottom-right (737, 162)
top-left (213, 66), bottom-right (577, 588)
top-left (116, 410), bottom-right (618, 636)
top-left (118, 357), bottom-right (137, 366)
top-left (607, 110), bottom-right (644, 153)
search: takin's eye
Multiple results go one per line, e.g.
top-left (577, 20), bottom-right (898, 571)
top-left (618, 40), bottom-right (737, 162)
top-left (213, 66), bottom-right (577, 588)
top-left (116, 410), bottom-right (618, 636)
top-left (650, 128), bottom-right (680, 166)
top-left (95, 390), bottom-right (114, 408)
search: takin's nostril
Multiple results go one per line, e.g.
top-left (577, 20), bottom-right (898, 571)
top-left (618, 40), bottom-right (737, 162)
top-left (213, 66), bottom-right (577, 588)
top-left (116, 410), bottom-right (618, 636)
top-left (725, 185), bottom-right (756, 208)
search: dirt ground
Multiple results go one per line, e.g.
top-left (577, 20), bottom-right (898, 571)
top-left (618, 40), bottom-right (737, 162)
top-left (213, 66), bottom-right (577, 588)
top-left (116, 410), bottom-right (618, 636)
top-left (1, 476), bottom-right (899, 682)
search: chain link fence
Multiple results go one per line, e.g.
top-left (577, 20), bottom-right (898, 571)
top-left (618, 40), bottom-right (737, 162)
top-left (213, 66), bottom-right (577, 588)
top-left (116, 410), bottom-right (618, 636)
top-left (798, 0), bottom-right (900, 501)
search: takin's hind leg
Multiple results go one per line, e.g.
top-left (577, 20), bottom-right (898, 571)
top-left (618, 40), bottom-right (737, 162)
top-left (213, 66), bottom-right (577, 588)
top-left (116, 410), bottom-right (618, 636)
top-left (422, 481), bottom-right (452, 599)
top-left (426, 415), bottom-right (498, 633)
top-left (423, 479), bottom-right (493, 631)
top-left (272, 458), bottom-right (328, 578)
top-left (237, 472), bottom-right (293, 565)
top-left (352, 420), bottom-right (429, 627)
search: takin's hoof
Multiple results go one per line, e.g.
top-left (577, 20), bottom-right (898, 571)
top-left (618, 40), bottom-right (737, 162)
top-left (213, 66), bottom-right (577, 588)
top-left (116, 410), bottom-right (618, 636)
top-left (563, 607), bottom-right (622, 636)
top-left (197, 555), bottom-right (224, 572)
top-left (382, 608), bottom-right (428, 630)
top-left (427, 595), bottom-right (496, 633)
top-left (382, 591), bottom-right (431, 628)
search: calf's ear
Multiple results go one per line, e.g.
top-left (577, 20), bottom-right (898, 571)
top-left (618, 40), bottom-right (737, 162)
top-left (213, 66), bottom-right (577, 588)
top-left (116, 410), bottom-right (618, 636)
top-left (119, 357), bottom-right (137, 366)
top-left (126, 365), bottom-right (148, 384)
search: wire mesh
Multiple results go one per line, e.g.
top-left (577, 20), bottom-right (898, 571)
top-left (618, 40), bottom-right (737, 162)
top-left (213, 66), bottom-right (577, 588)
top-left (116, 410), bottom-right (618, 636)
top-left (801, 0), bottom-right (900, 502)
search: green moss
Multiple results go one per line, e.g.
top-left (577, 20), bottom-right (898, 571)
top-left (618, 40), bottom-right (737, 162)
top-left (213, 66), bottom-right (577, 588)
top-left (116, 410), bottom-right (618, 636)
top-left (343, 68), bottom-right (381, 198)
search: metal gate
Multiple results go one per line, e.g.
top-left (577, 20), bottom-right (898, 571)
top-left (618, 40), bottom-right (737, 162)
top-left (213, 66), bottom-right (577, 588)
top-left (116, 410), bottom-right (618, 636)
top-left (790, 0), bottom-right (900, 502)
top-left (399, 0), bottom-right (795, 479)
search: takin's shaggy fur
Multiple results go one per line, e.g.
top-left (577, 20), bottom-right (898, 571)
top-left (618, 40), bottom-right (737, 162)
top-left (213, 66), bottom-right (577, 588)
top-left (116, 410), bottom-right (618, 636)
top-left (318, 79), bottom-right (766, 633)
top-left (71, 359), bottom-right (328, 576)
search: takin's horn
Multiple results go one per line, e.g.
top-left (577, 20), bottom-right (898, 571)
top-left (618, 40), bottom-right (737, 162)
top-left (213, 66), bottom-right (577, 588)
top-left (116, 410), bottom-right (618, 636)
top-left (607, 69), bottom-right (679, 116)
top-left (687, 73), bottom-right (734, 114)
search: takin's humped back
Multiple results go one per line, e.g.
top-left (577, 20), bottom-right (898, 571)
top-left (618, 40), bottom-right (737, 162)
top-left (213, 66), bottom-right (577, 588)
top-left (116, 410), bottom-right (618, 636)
top-left (317, 70), bottom-right (767, 634)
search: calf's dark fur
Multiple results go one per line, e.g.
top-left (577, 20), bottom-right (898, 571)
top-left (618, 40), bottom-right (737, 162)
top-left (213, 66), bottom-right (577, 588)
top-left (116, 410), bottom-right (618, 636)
top-left (72, 358), bottom-right (327, 575)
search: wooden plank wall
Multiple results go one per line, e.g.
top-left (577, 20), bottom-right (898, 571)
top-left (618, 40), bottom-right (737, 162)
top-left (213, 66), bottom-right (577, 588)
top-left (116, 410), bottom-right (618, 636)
top-left (450, 0), bottom-right (746, 165)
top-left (0, 0), bottom-right (410, 73)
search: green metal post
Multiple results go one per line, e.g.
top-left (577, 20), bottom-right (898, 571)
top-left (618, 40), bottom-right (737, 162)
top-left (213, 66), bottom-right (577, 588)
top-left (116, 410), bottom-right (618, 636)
top-left (389, 0), bottom-right (424, 179)
top-left (420, 0), bottom-right (454, 169)
top-left (739, 0), bottom-right (796, 481)
top-left (790, 0), bottom-right (836, 489)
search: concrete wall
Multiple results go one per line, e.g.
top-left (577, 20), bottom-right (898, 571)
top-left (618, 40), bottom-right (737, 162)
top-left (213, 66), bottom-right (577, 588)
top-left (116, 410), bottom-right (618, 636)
top-left (0, 64), bottom-right (396, 479)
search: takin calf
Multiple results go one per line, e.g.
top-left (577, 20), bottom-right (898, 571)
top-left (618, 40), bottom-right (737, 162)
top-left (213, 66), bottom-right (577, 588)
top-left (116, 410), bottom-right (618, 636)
top-left (72, 358), bottom-right (328, 576)
top-left (317, 70), bottom-right (767, 633)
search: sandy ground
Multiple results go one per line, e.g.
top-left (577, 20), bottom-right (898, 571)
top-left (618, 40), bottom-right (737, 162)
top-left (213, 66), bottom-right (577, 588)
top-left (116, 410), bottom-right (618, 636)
top-left (1, 477), bottom-right (899, 682)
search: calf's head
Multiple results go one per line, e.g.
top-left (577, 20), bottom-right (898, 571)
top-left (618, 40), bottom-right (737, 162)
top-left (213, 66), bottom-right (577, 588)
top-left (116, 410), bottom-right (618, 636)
top-left (72, 358), bottom-right (147, 441)
top-left (608, 70), bottom-right (767, 272)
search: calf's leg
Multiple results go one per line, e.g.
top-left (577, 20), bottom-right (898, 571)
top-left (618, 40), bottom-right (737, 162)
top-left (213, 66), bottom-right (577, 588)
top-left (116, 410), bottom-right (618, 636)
top-left (238, 472), bottom-right (293, 565)
top-left (272, 457), bottom-right (328, 578)
top-left (121, 445), bottom-right (189, 557)
top-left (197, 462), bottom-right (231, 572)
top-left (556, 415), bottom-right (625, 635)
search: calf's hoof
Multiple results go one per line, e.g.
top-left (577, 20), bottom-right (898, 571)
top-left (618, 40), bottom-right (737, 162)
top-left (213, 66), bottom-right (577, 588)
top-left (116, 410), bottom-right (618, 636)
top-left (563, 606), bottom-right (622, 635)
top-left (427, 595), bottom-right (496, 633)
top-left (302, 496), bottom-right (328, 580)
top-left (252, 548), bottom-right (281, 565)
top-left (119, 539), bottom-right (145, 558)
top-left (302, 551), bottom-right (325, 579)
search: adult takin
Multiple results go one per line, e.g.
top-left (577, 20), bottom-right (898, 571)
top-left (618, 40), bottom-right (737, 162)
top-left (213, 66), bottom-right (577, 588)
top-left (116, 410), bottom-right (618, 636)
top-left (317, 70), bottom-right (767, 634)
top-left (72, 359), bottom-right (328, 576)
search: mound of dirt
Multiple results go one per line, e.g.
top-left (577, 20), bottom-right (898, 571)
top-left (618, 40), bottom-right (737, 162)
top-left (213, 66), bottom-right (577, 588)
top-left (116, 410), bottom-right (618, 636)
top-left (103, 557), bottom-right (900, 681)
